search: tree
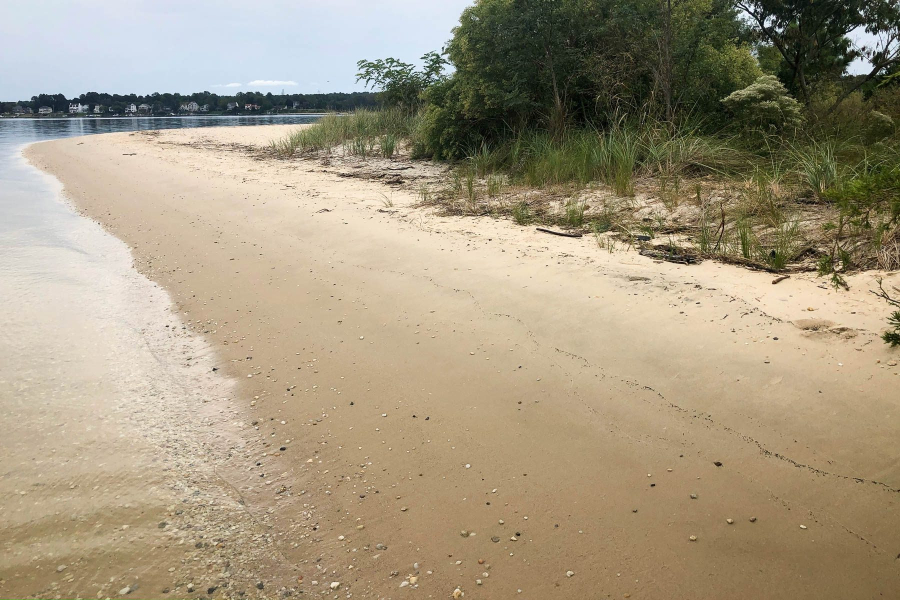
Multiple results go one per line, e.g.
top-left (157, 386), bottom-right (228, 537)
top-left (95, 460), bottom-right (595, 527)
top-left (419, 0), bottom-right (758, 157)
top-left (356, 51), bottom-right (448, 108)
top-left (735, 0), bottom-right (900, 111)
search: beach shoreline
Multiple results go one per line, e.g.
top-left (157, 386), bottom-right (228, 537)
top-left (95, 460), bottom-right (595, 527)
top-left (19, 125), bottom-right (900, 599)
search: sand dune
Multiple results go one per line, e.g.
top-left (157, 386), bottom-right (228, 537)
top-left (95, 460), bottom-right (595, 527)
top-left (20, 125), bottom-right (900, 599)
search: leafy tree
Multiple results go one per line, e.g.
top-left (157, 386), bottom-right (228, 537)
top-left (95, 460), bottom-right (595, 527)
top-left (735, 0), bottom-right (900, 110)
top-left (356, 51), bottom-right (448, 108)
top-left (420, 0), bottom-right (759, 157)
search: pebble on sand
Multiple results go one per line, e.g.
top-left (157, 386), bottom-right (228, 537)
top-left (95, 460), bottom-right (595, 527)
top-left (453, 588), bottom-right (464, 598)
top-left (689, 535), bottom-right (698, 542)
top-left (119, 586), bottom-right (132, 595)
top-left (566, 571), bottom-right (575, 578)
top-left (56, 565), bottom-right (67, 573)
top-left (726, 519), bottom-right (734, 524)
top-left (800, 524), bottom-right (807, 529)
top-left (330, 582), bottom-right (341, 590)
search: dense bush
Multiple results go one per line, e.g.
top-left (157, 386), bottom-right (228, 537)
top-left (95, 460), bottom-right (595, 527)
top-left (420, 0), bottom-right (759, 158)
top-left (721, 76), bottom-right (804, 132)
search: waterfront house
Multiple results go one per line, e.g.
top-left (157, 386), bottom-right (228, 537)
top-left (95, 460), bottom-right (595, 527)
top-left (244, 103), bottom-right (260, 111)
top-left (125, 103), bottom-right (137, 114)
top-left (226, 102), bottom-right (239, 111)
top-left (69, 103), bottom-right (88, 114)
top-left (180, 101), bottom-right (200, 112)
top-left (199, 104), bottom-right (210, 112)
top-left (138, 103), bottom-right (152, 113)
top-left (94, 105), bottom-right (102, 114)
top-left (38, 106), bottom-right (53, 115)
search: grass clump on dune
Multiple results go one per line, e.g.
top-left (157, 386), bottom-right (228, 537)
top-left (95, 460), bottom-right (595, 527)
top-left (271, 107), bottom-right (420, 158)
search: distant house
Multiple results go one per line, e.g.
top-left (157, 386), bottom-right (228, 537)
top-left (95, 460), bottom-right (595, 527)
top-left (12, 105), bottom-right (32, 115)
top-left (292, 100), bottom-right (302, 109)
top-left (226, 102), bottom-right (239, 111)
top-left (68, 103), bottom-right (88, 114)
top-left (94, 105), bottom-right (103, 114)
top-left (180, 101), bottom-right (200, 112)
top-left (125, 103), bottom-right (137, 114)
top-left (138, 103), bottom-right (152, 113)
top-left (244, 103), bottom-right (260, 111)
top-left (199, 104), bottom-right (209, 112)
top-left (38, 106), bottom-right (53, 115)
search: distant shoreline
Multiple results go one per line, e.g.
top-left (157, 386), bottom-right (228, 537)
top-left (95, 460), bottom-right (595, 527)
top-left (1, 112), bottom-right (334, 120)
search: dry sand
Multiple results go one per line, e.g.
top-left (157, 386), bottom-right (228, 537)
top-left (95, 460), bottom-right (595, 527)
top-left (14, 125), bottom-right (900, 599)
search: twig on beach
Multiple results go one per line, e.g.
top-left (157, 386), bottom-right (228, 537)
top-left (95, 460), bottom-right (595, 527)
top-left (772, 275), bottom-right (790, 285)
top-left (871, 278), bottom-right (900, 308)
top-left (536, 227), bottom-right (583, 238)
top-left (316, 208), bottom-right (332, 213)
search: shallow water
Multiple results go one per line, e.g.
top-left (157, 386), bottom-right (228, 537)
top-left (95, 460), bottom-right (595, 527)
top-left (0, 116), bottom-right (317, 598)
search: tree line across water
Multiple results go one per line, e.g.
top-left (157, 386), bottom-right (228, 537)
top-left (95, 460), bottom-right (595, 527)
top-left (0, 91), bottom-right (380, 115)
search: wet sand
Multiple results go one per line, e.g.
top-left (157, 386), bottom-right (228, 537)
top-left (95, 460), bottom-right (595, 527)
top-left (16, 126), bottom-right (900, 599)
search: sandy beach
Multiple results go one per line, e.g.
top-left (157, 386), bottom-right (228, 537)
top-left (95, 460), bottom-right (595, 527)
top-left (15, 125), bottom-right (900, 599)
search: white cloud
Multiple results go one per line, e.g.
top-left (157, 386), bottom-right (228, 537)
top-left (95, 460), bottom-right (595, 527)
top-left (247, 79), bottom-right (298, 87)
top-left (212, 82), bottom-right (243, 88)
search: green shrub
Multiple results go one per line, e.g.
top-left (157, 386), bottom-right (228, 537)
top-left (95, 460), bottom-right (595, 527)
top-left (885, 311), bottom-right (900, 347)
top-left (721, 75), bottom-right (804, 132)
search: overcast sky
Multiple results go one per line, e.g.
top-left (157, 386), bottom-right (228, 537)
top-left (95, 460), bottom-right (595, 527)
top-left (0, 0), bottom-right (473, 100)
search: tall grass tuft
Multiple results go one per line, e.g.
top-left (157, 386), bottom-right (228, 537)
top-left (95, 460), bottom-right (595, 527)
top-left (791, 140), bottom-right (840, 199)
top-left (271, 107), bottom-right (420, 157)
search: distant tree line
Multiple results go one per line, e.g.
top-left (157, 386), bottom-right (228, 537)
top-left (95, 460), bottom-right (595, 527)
top-left (0, 91), bottom-right (379, 115)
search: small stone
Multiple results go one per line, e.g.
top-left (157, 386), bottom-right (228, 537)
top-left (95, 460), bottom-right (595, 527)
top-left (690, 493), bottom-right (698, 499)
top-left (453, 588), bottom-right (464, 599)
top-left (188, 584), bottom-right (195, 592)
top-left (119, 587), bottom-right (132, 596)
top-left (409, 576), bottom-right (418, 584)
top-left (566, 571), bottom-right (575, 578)
top-left (400, 581), bottom-right (409, 588)
top-left (491, 536), bottom-right (500, 543)
top-left (689, 535), bottom-right (698, 542)
top-left (256, 582), bottom-right (264, 590)
top-left (726, 519), bottom-right (734, 525)
top-left (476, 579), bottom-right (483, 586)
top-left (158, 521), bottom-right (167, 529)
top-left (749, 517), bottom-right (757, 523)
top-left (56, 565), bottom-right (67, 573)
top-left (460, 530), bottom-right (469, 537)
top-left (330, 582), bottom-right (341, 590)
top-left (478, 559), bottom-right (485, 565)
top-left (400, 506), bottom-right (408, 512)
top-left (498, 519), bottom-right (504, 525)
top-left (800, 524), bottom-right (807, 530)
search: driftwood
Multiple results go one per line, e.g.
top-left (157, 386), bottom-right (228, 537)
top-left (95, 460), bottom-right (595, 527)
top-left (639, 248), bottom-right (700, 265)
top-left (536, 227), bottom-right (583, 238)
top-left (772, 275), bottom-right (791, 285)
